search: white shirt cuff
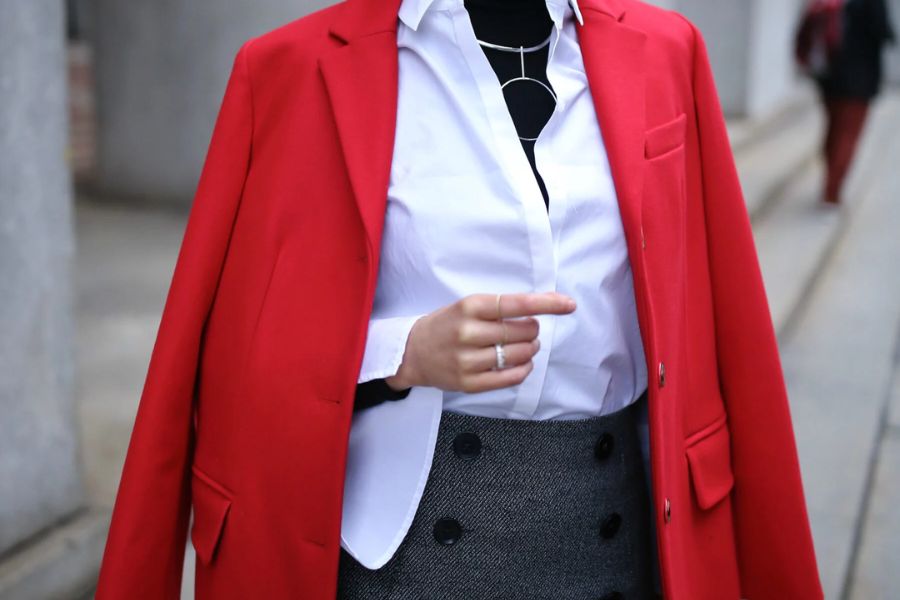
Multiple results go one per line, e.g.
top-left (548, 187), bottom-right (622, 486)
top-left (357, 314), bottom-right (425, 383)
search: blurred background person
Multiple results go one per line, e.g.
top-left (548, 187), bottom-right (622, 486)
top-left (797, 0), bottom-right (897, 204)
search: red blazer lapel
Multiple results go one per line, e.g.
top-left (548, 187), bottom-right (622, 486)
top-left (576, 0), bottom-right (647, 260)
top-left (318, 0), bottom-right (403, 266)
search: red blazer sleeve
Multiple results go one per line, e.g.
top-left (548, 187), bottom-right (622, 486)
top-left (95, 40), bottom-right (255, 599)
top-left (687, 21), bottom-right (824, 599)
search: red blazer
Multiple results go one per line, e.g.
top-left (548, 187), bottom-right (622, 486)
top-left (95, 0), bottom-right (823, 597)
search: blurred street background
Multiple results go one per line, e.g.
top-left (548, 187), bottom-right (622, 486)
top-left (1, 0), bottom-right (899, 598)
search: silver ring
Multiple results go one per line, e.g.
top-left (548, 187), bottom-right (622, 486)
top-left (493, 342), bottom-right (506, 370)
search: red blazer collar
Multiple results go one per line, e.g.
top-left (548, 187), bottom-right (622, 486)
top-left (581, 0), bottom-right (628, 21)
top-left (328, 0), bottom-right (628, 42)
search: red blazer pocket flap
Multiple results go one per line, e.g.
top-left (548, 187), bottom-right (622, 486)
top-left (685, 417), bottom-right (735, 510)
top-left (190, 465), bottom-right (233, 565)
top-left (644, 112), bottom-right (687, 159)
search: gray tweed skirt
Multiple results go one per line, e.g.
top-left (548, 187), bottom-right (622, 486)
top-left (337, 392), bottom-right (655, 600)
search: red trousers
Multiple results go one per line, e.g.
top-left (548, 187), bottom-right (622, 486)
top-left (822, 96), bottom-right (871, 203)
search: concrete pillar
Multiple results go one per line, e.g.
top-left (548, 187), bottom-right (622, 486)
top-left (0, 1), bottom-right (105, 598)
top-left (90, 0), bottom-right (333, 207)
top-left (647, 0), bottom-right (807, 118)
top-left (0, 0), bottom-right (80, 552)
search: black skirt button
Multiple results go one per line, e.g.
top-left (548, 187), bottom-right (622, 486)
top-left (433, 518), bottom-right (463, 545)
top-left (453, 432), bottom-right (482, 460)
top-left (599, 512), bottom-right (622, 539)
top-left (594, 433), bottom-right (614, 461)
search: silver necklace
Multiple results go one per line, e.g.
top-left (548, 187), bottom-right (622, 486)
top-left (475, 32), bottom-right (553, 54)
top-left (475, 32), bottom-right (557, 142)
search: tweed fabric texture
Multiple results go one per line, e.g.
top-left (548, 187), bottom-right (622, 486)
top-left (337, 393), bottom-right (655, 599)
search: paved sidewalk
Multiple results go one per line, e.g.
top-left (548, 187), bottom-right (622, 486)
top-left (771, 92), bottom-right (900, 600)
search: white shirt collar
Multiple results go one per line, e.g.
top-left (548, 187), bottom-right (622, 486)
top-left (398, 0), bottom-right (584, 32)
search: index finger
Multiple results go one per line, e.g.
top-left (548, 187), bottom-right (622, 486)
top-left (464, 292), bottom-right (577, 320)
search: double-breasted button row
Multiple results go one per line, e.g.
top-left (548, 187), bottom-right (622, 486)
top-left (433, 433), bottom-right (482, 546)
top-left (594, 434), bottom-right (622, 543)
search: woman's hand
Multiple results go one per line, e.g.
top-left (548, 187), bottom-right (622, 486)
top-left (384, 292), bottom-right (576, 394)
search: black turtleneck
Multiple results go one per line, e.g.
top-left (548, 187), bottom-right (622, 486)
top-left (465, 0), bottom-right (555, 209)
top-left (354, 0), bottom-right (556, 411)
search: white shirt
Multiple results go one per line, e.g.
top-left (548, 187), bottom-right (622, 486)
top-left (341, 0), bottom-right (648, 569)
